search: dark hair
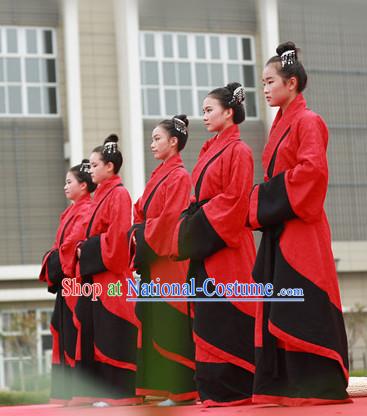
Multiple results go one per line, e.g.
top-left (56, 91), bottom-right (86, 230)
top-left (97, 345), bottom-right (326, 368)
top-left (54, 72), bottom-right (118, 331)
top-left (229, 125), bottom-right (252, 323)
top-left (266, 41), bottom-right (308, 92)
top-left (157, 114), bottom-right (189, 152)
top-left (207, 82), bottom-right (245, 124)
top-left (92, 134), bottom-right (123, 174)
top-left (69, 159), bottom-right (97, 193)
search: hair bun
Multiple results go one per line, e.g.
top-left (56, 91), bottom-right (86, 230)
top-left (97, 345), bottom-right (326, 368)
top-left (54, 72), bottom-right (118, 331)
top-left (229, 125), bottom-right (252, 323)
top-left (225, 82), bottom-right (242, 95)
top-left (173, 114), bottom-right (189, 127)
top-left (103, 134), bottom-right (119, 145)
top-left (276, 41), bottom-right (298, 59)
top-left (226, 83), bottom-right (246, 106)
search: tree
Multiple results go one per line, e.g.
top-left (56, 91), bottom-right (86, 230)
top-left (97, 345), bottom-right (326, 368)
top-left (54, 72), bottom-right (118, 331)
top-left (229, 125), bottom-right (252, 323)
top-left (0, 311), bottom-right (38, 391)
top-left (344, 303), bottom-right (367, 371)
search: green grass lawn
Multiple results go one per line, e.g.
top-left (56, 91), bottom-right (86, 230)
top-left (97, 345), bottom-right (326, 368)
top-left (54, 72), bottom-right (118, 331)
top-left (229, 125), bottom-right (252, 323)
top-left (0, 390), bottom-right (49, 406)
top-left (350, 369), bottom-right (367, 377)
top-left (0, 370), bottom-right (366, 406)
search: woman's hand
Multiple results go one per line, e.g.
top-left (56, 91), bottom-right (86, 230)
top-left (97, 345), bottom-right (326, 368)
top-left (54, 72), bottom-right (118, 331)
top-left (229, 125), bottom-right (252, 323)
top-left (76, 240), bottom-right (84, 259)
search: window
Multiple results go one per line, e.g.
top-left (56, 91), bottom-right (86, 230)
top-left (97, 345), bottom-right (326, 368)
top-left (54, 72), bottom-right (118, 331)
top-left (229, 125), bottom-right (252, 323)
top-left (0, 308), bottom-right (53, 389)
top-left (140, 32), bottom-right (258, 119)
top-left (0, 26), bottom-right (58, 117)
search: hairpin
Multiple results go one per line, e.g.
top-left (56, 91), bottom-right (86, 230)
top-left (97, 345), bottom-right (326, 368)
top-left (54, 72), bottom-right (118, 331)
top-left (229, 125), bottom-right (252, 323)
top-left (281, 50), bottom-right (296, 67)
top-left (80, 161), bottom-right (91, 173)
top-left (103, 142), bottom-right (118, 154)
top-left (228, 86), bottom-right (246, 106)
top-left (173, 118), bottom-right (188, 135)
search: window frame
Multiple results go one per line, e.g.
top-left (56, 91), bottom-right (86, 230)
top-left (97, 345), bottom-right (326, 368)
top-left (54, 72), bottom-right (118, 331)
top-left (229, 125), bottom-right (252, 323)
top-left (0, 26), bottom-right (59, 118)
top-left (140, 31), bottom-right (259, 120)
top-left (0, 307), bottom-right (53, 388)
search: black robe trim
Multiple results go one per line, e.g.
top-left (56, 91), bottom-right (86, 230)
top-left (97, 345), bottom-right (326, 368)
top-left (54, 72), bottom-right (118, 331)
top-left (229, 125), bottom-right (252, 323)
top-left (74, 291), bottom-right (137, 399)
top-left (52, 293), bottom-right (78, 360)
top-left (252, 233), bottom-right (349, 399)
top-left (177, 207), bottom-right (226, 261)
top-left (93, 298), bottom-right (138, 365)
top-left (79, 235), bottom-right (107, 277)
top-left (191, 261), bottom-right (255, 366)
top-left (195, 298), bottom-right (255, 366)
top-left (73, 360), bottom-right (137, 399)
top-left (92, 362), bottom-right (137, 398)
top-left (188, 260), bottom-right (254, 402)
top-left (267, 127), bottom-right (291, 179)
top-left (253, 347), bottom-right (348, 400)
top-left (261, 240), bottom-right (348, 369)
top-left (47, 250), bottom-right (63, 293)
top-left (133, 222), bottom-right (158, 274)
top-left (196, 361), bottom-right (253, 403)
top-left (258, 172), bottom-right (296, 227)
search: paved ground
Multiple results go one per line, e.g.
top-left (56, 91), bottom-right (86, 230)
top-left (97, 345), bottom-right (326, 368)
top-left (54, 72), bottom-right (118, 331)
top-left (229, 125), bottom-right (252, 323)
top-left (1, 398), bottom-right (367, 416)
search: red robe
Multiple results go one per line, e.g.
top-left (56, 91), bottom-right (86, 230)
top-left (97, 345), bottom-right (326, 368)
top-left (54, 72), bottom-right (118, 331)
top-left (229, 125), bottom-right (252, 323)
top-left (172, 124), bottom-right (256, 406)
top-left (130, 153), bottom-right (196, 401)
top-left (248, 93), bottom-right (350, 405)
top-left (39, 193), bottom-right (92, 403)
top-left (72, 175), bottom-right (141, 406)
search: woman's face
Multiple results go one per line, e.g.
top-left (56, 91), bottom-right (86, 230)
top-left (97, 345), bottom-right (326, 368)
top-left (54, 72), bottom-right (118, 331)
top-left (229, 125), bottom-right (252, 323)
top-left (151, 126), bottom-right (177, 161)
top-left (262, 63), bottom-right (294, 108)
top-left (202, 96), bottom-right (233, 133)
top-left (89, 152), bottom-right (113, 184)
top-left (64, 171), bottom-right (85, 201)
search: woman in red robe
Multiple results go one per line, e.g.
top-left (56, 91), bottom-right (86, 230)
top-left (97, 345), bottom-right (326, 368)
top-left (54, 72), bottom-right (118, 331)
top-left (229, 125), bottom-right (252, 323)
top-left (129, 114), bottom-right (197, 406)
top-left (71, 135), bottom-right (142, 407)
top-left (171, 83), bottom-right (256, 406)
top-left (248, 41), bottom-right (350, 405)
top-left (39, 159), bottom-right (96, 404)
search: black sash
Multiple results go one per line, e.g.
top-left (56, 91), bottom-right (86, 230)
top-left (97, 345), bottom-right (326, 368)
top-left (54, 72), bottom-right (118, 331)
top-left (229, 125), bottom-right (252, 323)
top-left (143, 166), bottom-right (181, 219)
top-left (267, 127), bottom-right (291, 179)
top-left (255, 127), bottom-right (291, 378)
top-left (86, 184), bottom-right (122, 238)
top-left (181, 141), bottom-right (237, 219)
top-left (195, 141), bottom-right (237, 200)
top-left (59, 216), bottom-right (74, 246)
top-left (46, 212), bottom-right (75, 293)
top-left (185, 141), bottom-right (237, 329)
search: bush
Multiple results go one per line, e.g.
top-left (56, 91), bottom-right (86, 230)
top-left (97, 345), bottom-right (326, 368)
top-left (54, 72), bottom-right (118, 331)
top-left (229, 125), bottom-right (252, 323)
top-left (350, 369), bottom-right (367, 377)
top-left (11, 373), bottom-right (50, 392)
top-left (0, 390), bottom-right (49, 405)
